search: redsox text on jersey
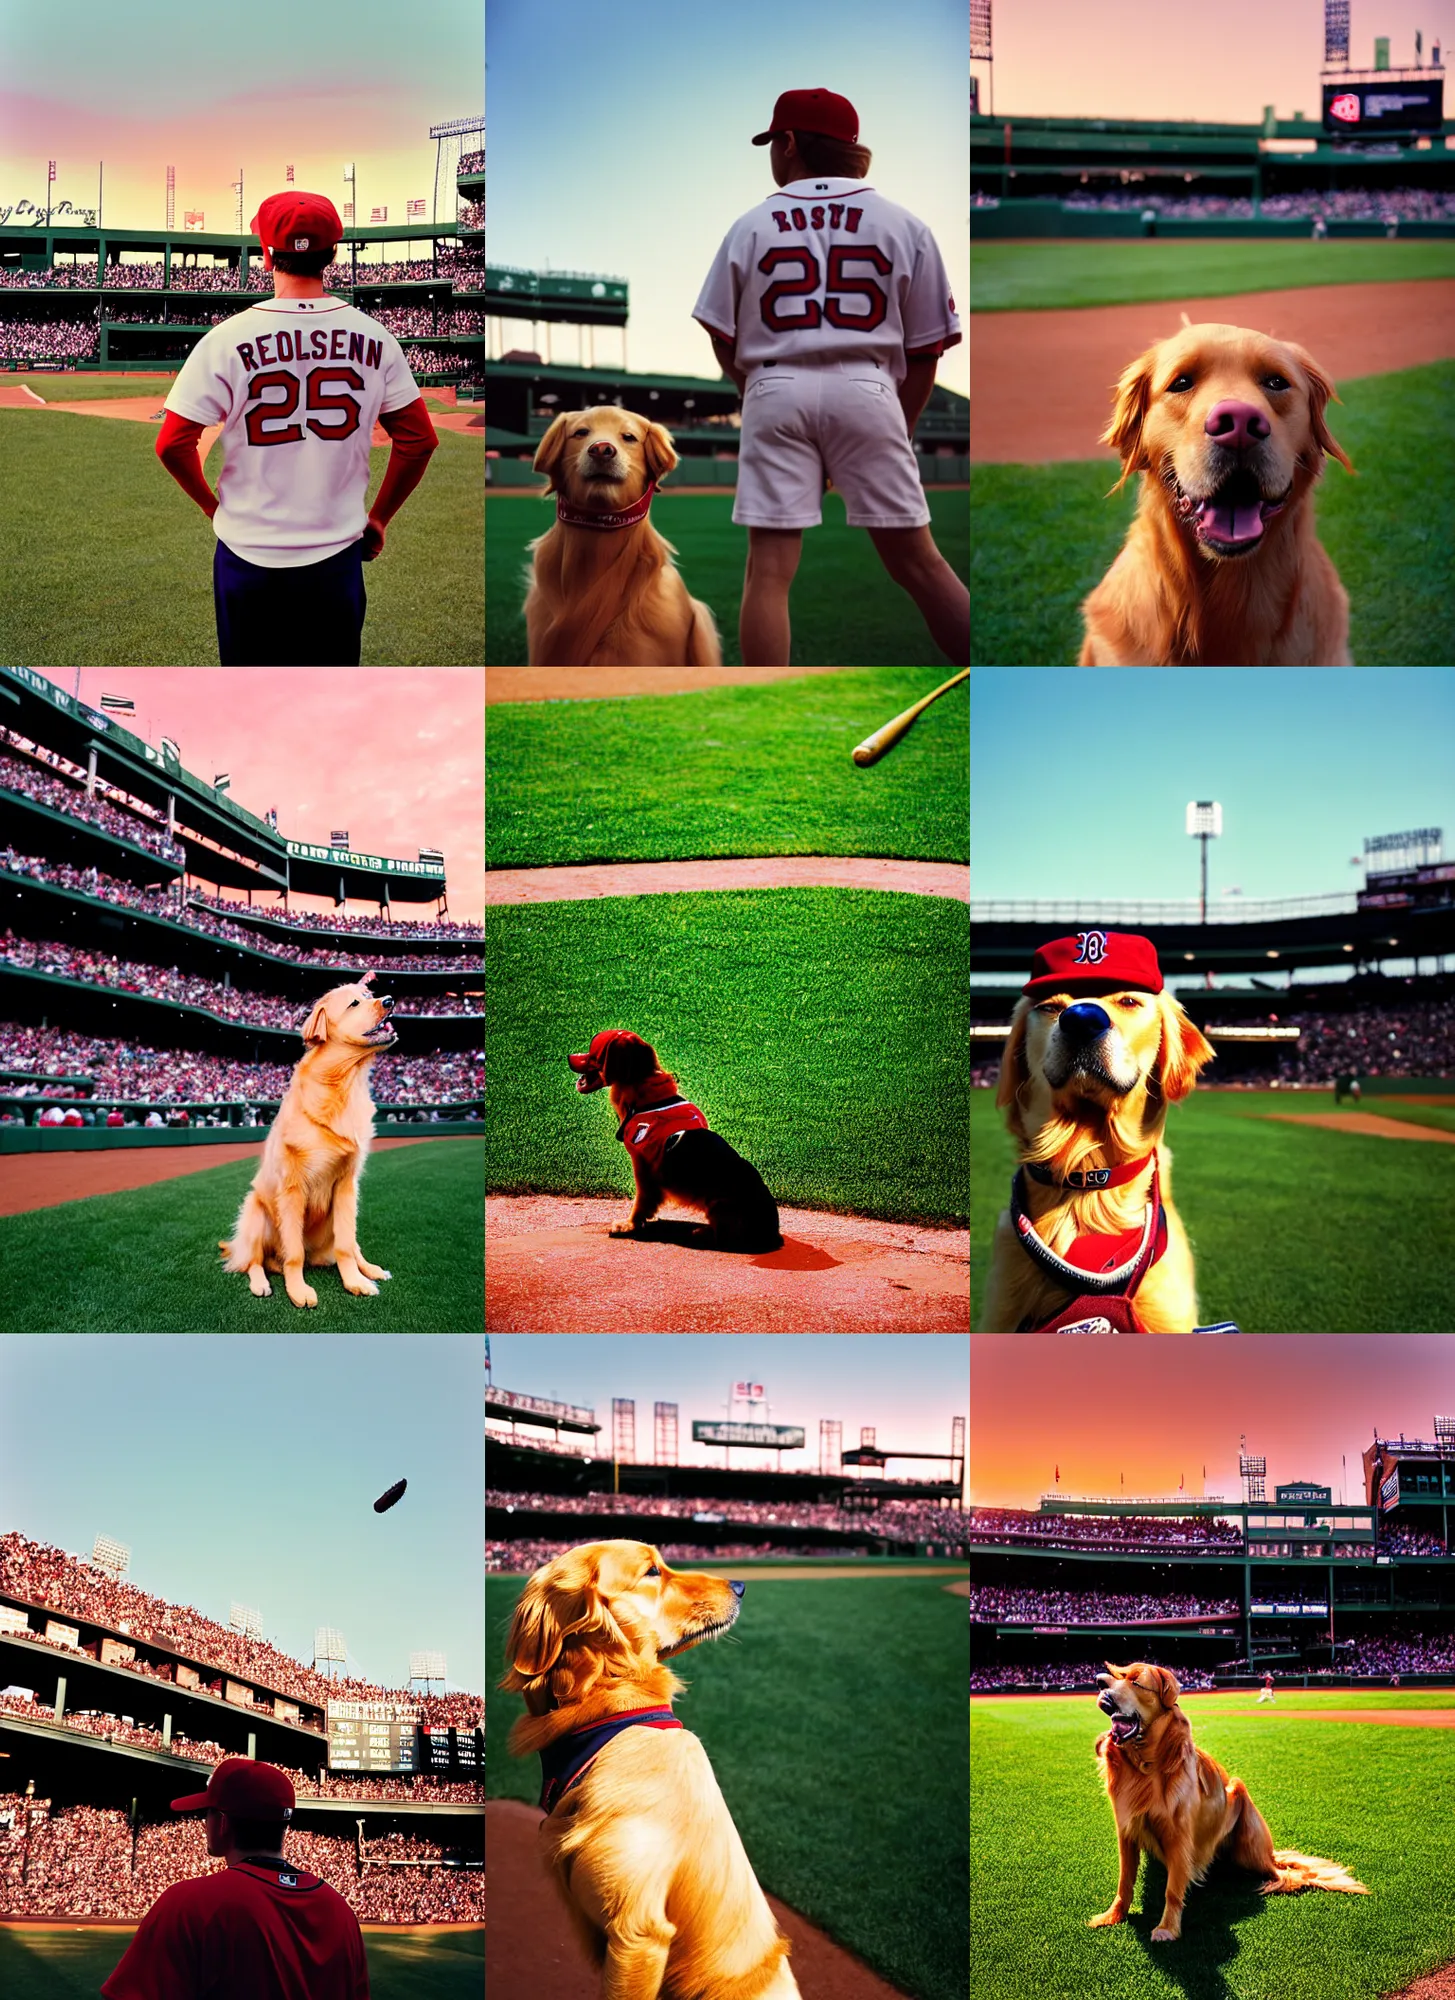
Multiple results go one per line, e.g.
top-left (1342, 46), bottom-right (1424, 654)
top-left (694, 89), bottom-right (968, 666)
top-left (155, 192), bottom-right (440, 665)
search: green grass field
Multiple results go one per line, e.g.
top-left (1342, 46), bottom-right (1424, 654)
top-left (971, 360), bottom-right (1455, 666)
top-left (0, 1924), bottom-right (483, 1998)
top-left (488, 1564), bottom-right (969, 2000)
top-left (488, 890), bottom-right (968, 1225)
top-left (971, 1689), bottom-right (1455, 2000)
top-left (485, 668), bottom-right (968, 869)
top-left (0, 1138), bottom-right (483, 1332)
top-left (0, 408), bottom-right (483, 664)
top-left (968, 236), bottom-right (1455, 312)
top-left (485, 487), bottom-right (970, 664)
top-left (971, 1088), bottom-right (1455, 1331)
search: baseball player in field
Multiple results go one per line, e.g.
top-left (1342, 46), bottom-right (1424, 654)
top-left (694, 89), bottom-right (967, 666)
top-left (155, 192), bottom-right (439, 665)
top-left (102, 1758), bottom-right (369, 2000)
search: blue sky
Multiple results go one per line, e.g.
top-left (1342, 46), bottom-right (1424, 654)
top-left (971, 669), bottom-right (1455, 903)
top-left (485, 0), bottom-right (969, 394)
top-left (488, 1336), bottom-right (968, 1493)
top-left (0, 1336), bottom-right (483, 1693)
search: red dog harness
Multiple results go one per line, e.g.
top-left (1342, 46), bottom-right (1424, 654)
top-left (537, 1705), bottom-right (683, 1815)
top-left (617, 1092), bottom-right (709, 1177)
top-left (1010, 1156), bottom-right (1168, 1333)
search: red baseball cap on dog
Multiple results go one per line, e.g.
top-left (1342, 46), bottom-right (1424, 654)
top-left (1023, 931), bottom-right (1164, 998)
top-left (172, 1757), bottom-right (295, 1818)
top-left (568, 1030), bottom-right (628, 1091)
top-left (752, 89), bottom-right (859, 145)
top-left (251, 192), bottom-right (343, 255)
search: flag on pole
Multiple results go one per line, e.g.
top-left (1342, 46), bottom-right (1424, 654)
top-left (1179, 1473), bottom-right (1185, 1491)
top-left (407, 198), bottom-right (426, 218)
top-left (342, 204), bottom-right (354, 221)
top-left (343, 163), bottom-right (355, 182)
top-left (48, 161), bottom-right (57, 183)
top-left (184, 211), bottom-right (204, 231)
top-left (100, 693), bottom-right (135, 714)
top-left (286, 163), bottom-right (295, 183)
top-left (330, 830), bottom-right (350, 848)
top-left (1054, 1464), bottom-right (1059, 1484)
top-left (370, 206), bottom-right (387, 223)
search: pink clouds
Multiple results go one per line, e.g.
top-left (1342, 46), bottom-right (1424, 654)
top-left (61, 669), bottom-right (483, 921)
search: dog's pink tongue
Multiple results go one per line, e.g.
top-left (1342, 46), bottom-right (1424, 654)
top-left (1199, 496), bottom-right (1264, 545)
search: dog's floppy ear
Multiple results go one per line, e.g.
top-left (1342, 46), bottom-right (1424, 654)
top-left (532, 410), bottom-right (577, 484)
top-left (1152, 1665), bottom-right (1182, 1707)
top-left (1100, 341), bottom-right (1162, 494)
top-left (1285, 340), bottom-right (1355, 476)
top-left (1156, 994), bottom-right (1215, 1103)
top-left (642, 421), bottom-right (679, 482)
top-left (995, 998), bottom-right (1031, 1111)
top-left (604, 1032), bottom-right (657, 1084)
top-left (302, 996), bottom-right (332, 1044)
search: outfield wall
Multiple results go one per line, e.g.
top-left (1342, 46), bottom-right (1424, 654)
top-left (972, 200), bottom-right (1455, 240)
top-left (487, 456), bottom-right (972, 489)
top-left (0, 1123), bottom-right (481, 1152)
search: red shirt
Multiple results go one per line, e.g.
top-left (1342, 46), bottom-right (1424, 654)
top-left (617, 1095), bottom-right (709, 1177)
top-left (101, 1860), bottom-right (370, 2000)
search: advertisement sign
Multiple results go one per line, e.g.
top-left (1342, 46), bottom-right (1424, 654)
top-left (43, 1620), bottom-right (80, 1649)
top-left (1380, 1466), bottom-right (1401, 1512)
top-left (99, 1640), bottom-right (135, 1666)
top-left (1323, 79), bottom-right (1444, 133)
top-left (1274, 1483), bottom-right (1331, 1505)
top-left (692, 1421), bottom-right (806, 1449)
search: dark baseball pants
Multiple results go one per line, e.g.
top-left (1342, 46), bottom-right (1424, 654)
top-left (213, 540), bottom-right (366, 665)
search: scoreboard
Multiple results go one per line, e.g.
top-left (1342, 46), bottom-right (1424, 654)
top-left (326, 1701), bottom-right (420, 1773)
top-left (420, 1725), bottom-right (484, 1777)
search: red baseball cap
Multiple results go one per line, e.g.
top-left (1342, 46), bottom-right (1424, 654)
top-left (172, 1757), bottom-right (296, 1818)
top-left (568, 1029), bottom-right (627, 1091)
top-left (1023, 931), bottom-right (1164, 998)
top-left (752, 89), bottom-right (860, 146)
top-left (251, 191), bottom-right (343, 255)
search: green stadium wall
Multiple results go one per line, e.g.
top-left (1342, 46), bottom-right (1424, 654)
top-left (973, 200), bottom-right (1455, 239)
top-left (0, 1123), bottom-right (482, 1152)
top-left (487, 457), bottom-right (970, 488)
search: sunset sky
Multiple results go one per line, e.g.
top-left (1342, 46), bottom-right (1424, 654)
top-left (971, 1335), bottom-right (1455, 1510)
top-left (44, 668), bottom-right (483, 922)
top-left (973, 0), bottom-right (1446, 124)
top-left (0, 0), bottom-right (481, 247)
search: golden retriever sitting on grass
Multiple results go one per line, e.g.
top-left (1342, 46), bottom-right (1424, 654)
top-left (501, 1540), bottom-right (801, 1998)
top-left (525, 406), bottom-right (723, 666)
top-left (220, 971), bottom-right (396, 1309)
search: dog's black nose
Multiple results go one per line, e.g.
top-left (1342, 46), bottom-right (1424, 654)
top-left (729, 1580), bottom-right (745, 1599)
top-left (1059, 1001), bottom-right (1110, 1045)
top-left (587, 440), bottom-right (617, 460)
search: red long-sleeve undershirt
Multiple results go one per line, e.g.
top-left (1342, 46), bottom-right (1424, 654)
top-left (154, 395), bottom-right (439, 526)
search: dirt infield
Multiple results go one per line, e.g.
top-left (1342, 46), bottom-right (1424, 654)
top-left (486, 666), bottom-right (850, 702)
top-left (0, 1135), bottom-right (460, 1219)
top-left (1386, 1964), bottom-right (1455, 2000)
top-left (486, 855), bottom-right (968, 905)
top-left (1260, 1112), bottom-right (1455, 1142)
top-left (1264, 1708), bottom-right (1455, 1726)
top-left (486, 1798), bottom-right (913, 2000)
top-left (971, 278), bottom-right (1455, 463)
top-left (0, 384), bottom-right (46, 408)
top-left (486, 1195), bottom-right (968, 1332)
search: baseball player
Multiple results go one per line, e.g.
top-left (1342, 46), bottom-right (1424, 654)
top-left (1257, 1671), bottom-right (1276, 1704)
top-left (694, 89), bottom-right (967, 666)
top-left (101, 1758), bottom-right (369, 2000)
top-left (155, 192), bottom-right (439, 665)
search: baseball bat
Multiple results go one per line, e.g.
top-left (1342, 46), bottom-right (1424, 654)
top-left (851, 669), bottom-right (969, 767)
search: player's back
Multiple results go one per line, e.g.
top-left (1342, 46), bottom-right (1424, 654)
top-left (164, 297), bottom-right (420, 567)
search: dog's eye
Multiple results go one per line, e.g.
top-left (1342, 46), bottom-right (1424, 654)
top-left (1166, 374), bottom-right (1194, 393)
top-left (1264, 375), bottom-right (1291, 392)
top-left (622, 432), bottom-right (637, 443)
top-left (572, 427), bottom-right (589, 436)
top-left (348, 999), bottom-right (358, 1008)
top-left (644, 1566), bottom-right (660, 1579)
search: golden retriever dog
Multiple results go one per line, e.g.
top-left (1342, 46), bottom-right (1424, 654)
top-left (220, 971), bottom-right (395, 1309)
top-left (525, 406), bottom-right (723, 666)
top-left (568, 1029), bottom-right (782, 1253)
top-left (1091, 1661), bottom-right (1367, 1942)
top-left (980, 932), bottom-right (1214, 1333)
top-left (501, 1540), bottom-right (801, 1999)
top-left (1079, 320), bottom-right (1354, 665)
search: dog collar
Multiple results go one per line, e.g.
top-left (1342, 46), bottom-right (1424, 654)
top-left (1010, 1158), bottom-right (1166, 1299)
top-left (1023, 1154), bottom-right (1152, 1192)
top-left (555, 481), bottom-right (657, 531)
top-left (538, 1706), bottom-right (683, 1815)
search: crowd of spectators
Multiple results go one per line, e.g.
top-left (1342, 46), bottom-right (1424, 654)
top-left (969, 1585), bottom-right (1240, 1623)
top-left (457, 150), bottom-right (485, 174)
top-left (487, 1537), bottom-right (883, 1572)
top-left (1277, 1002), bottom-right (1455, 1083)
top-left (0, 1804), bottom-right (482, 1922)
top-left (1054, 185), bottom-right (1455, 224)
top-left (187, 890), bottom-right (481, 943)
top-left (401, 344), bottom-right (479, 378)
top-left (0, 251), bottom-right (485, 294)
top-left (1, 746), bottom-right (186, 862)
top-left (972, 1508), bottom-right (1244, 1550)
top-left (103, 306), bottom-right (250, 328)
top-left (0, 319), bottom-right (98, 361)
top-left (968, 1661), bottom-right (1219, 1691)
top-left (488, 1490), bottom-right (968, 1551)
top-left (371, 305), bottom-right (484, 339)
top-left (0, 1021), bottom-right (482, 1108)
top-left (457, 201), bottom-right (484, 231)
top-left (0, 1533), bottom-right (484, 1728)
top-left (1379, 1525), bottom-right (1449, 1556)
top-left (1337, 1628), bottom-right (1455, 1674)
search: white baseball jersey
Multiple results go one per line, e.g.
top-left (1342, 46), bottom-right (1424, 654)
top-left (693, 178), bottom-right (961, 386)
top-left (165, 298), bottom-right (421, 568)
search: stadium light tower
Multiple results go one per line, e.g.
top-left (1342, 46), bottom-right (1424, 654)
top-left (229, 1603), bottom-right (263, 1641)
top-left (1434, 1416), bottom-right (1455, 1449)
top-left (1239, 1436), bottom-right (1267, 1505)
top-left (408, 1650), bottom-right (447, 1692)
top-left (91, 1534), bottom-right (130, 1580)
top-left (314, 1627), bottom-right (347, 1677)
top-left (1186, 801), bottom-right (1222, 924)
